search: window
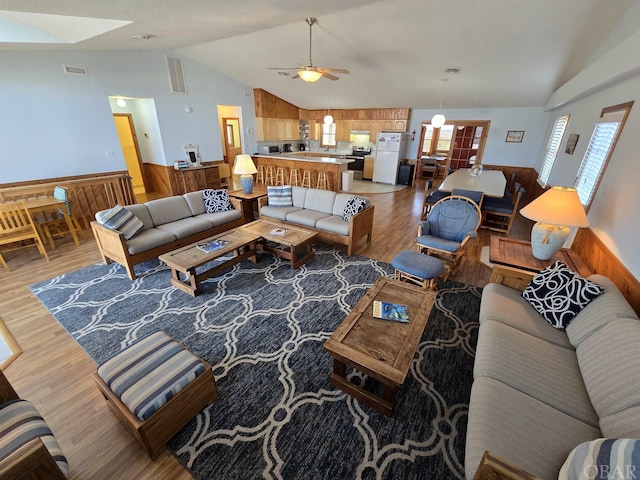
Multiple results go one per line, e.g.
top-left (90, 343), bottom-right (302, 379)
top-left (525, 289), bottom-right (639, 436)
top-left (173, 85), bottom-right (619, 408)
top-left (436, 125), bottom-right (454, 152)
top-left (422, 125), bottom-right (434, 154)
top-left (538, 115), bottom-right (569, 187)
top-left (321, 122), bottom-right (336, 146)
top-left (574, 102), bottom-right (633, 209)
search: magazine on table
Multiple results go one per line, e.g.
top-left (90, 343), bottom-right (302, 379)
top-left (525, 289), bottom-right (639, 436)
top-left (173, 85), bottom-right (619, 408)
top-left (372, 300), bottom-right (409, 323)
top-left (196, 239), bottom-right (230, 253)
top-left (269, 227), bottom-right (288, 236)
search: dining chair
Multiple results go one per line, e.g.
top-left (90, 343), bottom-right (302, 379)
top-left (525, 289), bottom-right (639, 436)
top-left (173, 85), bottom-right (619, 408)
top-left (0, 200), bottom-right (49, 271)
top-left (452, 188), bottom-right (484, 208)
top-left (422, 179), bottom-right (450, 220)
top-left (416, 195), bottom-right (482, 277)
top-left (481, 186), bottom-right (526, 236)
top-left (40, 186), bottom-right (83, 248)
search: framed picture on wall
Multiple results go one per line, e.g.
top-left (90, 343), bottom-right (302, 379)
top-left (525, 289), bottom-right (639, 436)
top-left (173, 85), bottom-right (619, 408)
top-left (505, 130), bottom-right (525, 143)
top-left (565, 133), bottom-right (579, 154)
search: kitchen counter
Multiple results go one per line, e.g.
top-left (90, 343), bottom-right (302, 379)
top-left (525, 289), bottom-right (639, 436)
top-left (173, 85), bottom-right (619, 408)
top-left (255, 153), bottom-right (354, 165)
top-left (253, 155), bottom-right (353, 191)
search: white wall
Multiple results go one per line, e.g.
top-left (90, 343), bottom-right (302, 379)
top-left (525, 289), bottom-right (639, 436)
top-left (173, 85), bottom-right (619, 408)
top-left (406, 107), bottom-right (550, 167)
top-left (0, 50), bottom-right (257, 183)
top-left (540, 74), bottom-right (640, 276)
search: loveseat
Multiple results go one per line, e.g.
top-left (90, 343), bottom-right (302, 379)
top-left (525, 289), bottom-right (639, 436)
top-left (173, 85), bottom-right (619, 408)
top-left (91, 190), bottom-right (244, 280)
top-left (257, 186), bottom-right (374, 256)
top-left (466, 270), bottom-right (640, 479)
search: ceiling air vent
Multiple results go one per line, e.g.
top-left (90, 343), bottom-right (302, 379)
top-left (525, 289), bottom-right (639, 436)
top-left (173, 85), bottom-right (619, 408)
top-left (166, 56), bottom-right (187, 94)
top-left (63, 65), bottom-right (88, 75)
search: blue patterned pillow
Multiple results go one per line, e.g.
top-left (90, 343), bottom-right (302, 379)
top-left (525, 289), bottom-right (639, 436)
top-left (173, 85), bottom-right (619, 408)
top-left (267, 185), bottom-right (293, 207)
top-left (342, 196), bottom-right (368, 222)
top-left (203, 189), bottom-right (232, 213)
top-left (560, 438), bottom-right (640, 480)
top-left (95, 205), bottom-right (144, 240)
top-left (522, 261), bottom-right (603, 330)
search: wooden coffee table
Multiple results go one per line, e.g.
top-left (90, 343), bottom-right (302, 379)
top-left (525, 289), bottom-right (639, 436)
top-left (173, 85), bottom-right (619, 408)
top-left (324, 277), bottom-right (437, 416)
top-left (158, 228), bottom-right (262, 296)
top-left (239, 219), bottom-right (317, 269)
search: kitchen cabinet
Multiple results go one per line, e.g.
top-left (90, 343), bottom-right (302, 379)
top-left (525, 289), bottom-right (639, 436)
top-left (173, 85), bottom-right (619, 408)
top-left (351, 120), bottom-right (371, 132)
top-left (336, 120), bottom-right (351, 142)
top-left (393, 120), bottom-right (407, 131)
top-left (255, 118), bottom-right (300, 141)
top-left (363, 156), bottom-right (374, 180)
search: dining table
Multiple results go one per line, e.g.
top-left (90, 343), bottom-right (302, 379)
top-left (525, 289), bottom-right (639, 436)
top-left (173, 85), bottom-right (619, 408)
top-left (438, 168), bottom-right (506, 198)
top-left (2, 196), bottom-right (80, 247)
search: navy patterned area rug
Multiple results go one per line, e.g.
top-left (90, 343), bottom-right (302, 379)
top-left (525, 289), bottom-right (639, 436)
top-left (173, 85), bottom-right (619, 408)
top-left (30, 247), bottom-right (481, 479)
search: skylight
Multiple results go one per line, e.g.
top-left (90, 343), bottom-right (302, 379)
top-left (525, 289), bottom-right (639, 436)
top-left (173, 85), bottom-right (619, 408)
top-left (0, 10), bottom-right (132, 44)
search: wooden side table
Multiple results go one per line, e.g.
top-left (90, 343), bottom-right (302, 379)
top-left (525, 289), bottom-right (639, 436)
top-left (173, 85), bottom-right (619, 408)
top-left (488, 236), bottom-right (591, 291)
top-left (228, 188), bottom-right (268, 222)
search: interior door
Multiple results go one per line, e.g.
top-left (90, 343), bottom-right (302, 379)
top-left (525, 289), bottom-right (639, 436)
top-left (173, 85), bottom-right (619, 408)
top-left (222, 117), bottom-right (242, 165)
top-left (113, 114), bottom-right (146, 194)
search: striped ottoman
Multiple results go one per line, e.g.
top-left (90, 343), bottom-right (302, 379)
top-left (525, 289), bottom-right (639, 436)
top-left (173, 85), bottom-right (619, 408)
top-left (93, 331), bottom-right (217, 459)
top-left (0, 399), bottom-right (69, 478)
top-left (392, 250), bottom-right (445, 289)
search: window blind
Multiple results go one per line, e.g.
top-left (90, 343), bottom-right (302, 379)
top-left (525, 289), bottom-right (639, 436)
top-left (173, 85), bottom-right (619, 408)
top-left (574, 121), bottom-right (620, 206)
top-left (538, 115), bottom-right (568, 186)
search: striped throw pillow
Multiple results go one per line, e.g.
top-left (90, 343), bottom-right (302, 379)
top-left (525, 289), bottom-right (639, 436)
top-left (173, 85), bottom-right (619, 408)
top-left (267, 185), bottom-right (293, 207)
top-left (96, 205), bottom-right (144, 240)
top-left (560, 438), bottom-right (640, 480)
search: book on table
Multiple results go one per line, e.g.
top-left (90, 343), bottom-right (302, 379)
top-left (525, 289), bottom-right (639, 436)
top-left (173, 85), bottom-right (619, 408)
top-left (196, 239), bottom-right (230, 253)
top-left (372, 300), bottom-right (409, 323)
top-left (269, 228), bottom-right (288, 236)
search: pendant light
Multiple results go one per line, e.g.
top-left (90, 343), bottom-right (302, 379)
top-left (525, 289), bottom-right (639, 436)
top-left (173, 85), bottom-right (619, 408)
top-left (431, 78), bottom-right (447, 129)
top-left (431, 67), bottom-right (460, 129)
top-left (324, 109), bottom-right (333, 124)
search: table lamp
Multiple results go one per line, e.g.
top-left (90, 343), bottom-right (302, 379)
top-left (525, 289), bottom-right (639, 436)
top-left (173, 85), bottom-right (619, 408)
top-left (519, 186), bottom-right (589, 260)
top-left (234, 154), bottom-right (257, 194)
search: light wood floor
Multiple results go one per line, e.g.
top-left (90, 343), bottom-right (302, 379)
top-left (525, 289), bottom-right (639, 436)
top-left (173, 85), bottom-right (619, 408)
top-left (0, 179), bottom-right (530, 479)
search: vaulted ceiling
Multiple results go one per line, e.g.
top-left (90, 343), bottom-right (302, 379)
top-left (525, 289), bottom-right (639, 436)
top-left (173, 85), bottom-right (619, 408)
top-left (0, 0), bottom-right (634, 110)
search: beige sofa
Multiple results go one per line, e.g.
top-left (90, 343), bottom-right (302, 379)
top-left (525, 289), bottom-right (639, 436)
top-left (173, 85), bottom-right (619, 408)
top-left (257, 186), bottom-right (374, 256)
top-left (91, 191), bottom-right (244, 280)
top-left (466, 274), bottom-right (640, 479)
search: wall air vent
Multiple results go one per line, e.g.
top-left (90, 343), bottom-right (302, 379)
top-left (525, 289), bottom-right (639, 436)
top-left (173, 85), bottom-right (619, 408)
top-left (166, 56), bottom-right (187, 94)
top-left (63, 65), bottom-right (88, 75)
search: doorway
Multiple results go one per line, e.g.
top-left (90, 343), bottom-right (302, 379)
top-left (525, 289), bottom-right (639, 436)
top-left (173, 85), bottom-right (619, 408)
top-left (113, 114), bottom-right (146, 195)
top-left (222, 117), bottom-right (242, 164)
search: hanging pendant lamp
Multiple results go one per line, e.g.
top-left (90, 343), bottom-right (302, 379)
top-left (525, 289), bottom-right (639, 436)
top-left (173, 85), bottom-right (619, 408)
top-left (324, 109), bottom-right (333, 124)
top-left (431, 78), bottom-right (448, 128)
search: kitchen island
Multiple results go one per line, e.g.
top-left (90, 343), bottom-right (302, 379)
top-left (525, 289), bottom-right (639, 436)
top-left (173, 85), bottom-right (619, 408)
top-left (253, 154), bottom-right (354, 191)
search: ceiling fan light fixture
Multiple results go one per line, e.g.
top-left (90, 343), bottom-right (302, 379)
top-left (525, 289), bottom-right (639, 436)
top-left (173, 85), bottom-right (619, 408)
top-left (298, 69), bottom-right (323, 82)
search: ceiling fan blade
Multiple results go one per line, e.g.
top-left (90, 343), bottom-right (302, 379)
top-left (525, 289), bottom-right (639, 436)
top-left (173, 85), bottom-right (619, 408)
top-left (321, 72), bottom-right (339, 81)
top-left (318, 67), bottom-right (350, 74)
top-left (291, 73), bottom-right (300, 80)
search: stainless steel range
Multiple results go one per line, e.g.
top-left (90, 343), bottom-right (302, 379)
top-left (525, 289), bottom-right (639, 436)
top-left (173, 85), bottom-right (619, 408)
top-left (346, 147), bottom-right (372, 180)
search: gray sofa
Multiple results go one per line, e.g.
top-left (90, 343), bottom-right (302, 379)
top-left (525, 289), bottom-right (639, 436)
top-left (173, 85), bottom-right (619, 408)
top-left (465, 274), bottom-right (640, 478)
top-left (91, 190), bottom-right (244, 280)
top-left (257, 186), bottom-right (374, 255)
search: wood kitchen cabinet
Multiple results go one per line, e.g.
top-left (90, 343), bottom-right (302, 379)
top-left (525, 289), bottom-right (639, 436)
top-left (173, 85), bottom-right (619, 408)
top-left (256, 118), bottom-right (300, 141)
top-left (363, 156), bottom-right (374, 180)
top-left (336, 120), bottom-right (351, 142)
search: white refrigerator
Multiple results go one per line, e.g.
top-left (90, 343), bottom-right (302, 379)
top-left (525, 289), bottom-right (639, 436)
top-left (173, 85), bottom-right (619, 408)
top-left (373, 132), bottom-right (409, 184)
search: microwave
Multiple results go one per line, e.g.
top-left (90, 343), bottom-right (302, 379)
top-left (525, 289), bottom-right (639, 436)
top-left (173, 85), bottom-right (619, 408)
top-left (259, 145), bottom-right (279, 154)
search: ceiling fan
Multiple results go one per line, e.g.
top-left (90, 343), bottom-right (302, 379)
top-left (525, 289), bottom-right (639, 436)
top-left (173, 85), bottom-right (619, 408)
top-left (269, 17), bottom-right (349, 82)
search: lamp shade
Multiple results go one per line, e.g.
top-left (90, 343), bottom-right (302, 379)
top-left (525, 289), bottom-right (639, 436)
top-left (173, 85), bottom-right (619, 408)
top-left (233, 154), bottom-right (257, 175)
top-left (520, 186), bottom-right (589, 227)
top-left (298, 69), bottom-right (322, 82)
top-left (431, 114), bottom-right (446, 129)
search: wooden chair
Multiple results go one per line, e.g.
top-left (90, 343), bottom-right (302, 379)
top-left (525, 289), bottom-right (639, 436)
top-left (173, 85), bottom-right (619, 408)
top-left (0, 370), bottom-right (68, 479)
top-left (422, 179), bottom-right (449, 220)
top-left (39, 186), bottom-right (83, 249)
top-left (416, 195), bottom-right (482, 277)
top-left (481, 186), bottom-right (526, 236)
top-left (453, 188), bottom-right (484, 208)
top-left (0, 200), bottom-right (49, 271)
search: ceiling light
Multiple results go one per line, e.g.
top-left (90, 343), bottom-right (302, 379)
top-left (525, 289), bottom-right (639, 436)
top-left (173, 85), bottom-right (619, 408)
top-left (299, 70), bottom-right (323, 82)
top-left (132, 34), bottom-right (153, 41)
top-left (116, 98), bottom-right (126, 107)
top-left (431, 78), bottom-right (448, 129)
top-left (324, 110), bottom-right (333, 124)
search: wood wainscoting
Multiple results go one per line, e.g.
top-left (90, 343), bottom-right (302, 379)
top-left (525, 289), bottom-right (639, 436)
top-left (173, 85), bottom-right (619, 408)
top-left (0, 172), bottom-right (134, 230)
top-left (572, 228), bottom-right (640, 315)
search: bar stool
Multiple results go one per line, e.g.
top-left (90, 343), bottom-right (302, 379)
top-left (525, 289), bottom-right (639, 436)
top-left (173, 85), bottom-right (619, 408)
top-left (256, 165), bottom-right (265, 184)
top-left (275, 167), bottom-right (286, 186)
top-left (264, 166), bottom-right (275, 186)
top-left (317, 172), bottom-right (331, 190)
top-left (301, 170), bottom-right (314, 188)
top-left (289, 168), bottom-right (301, 186)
